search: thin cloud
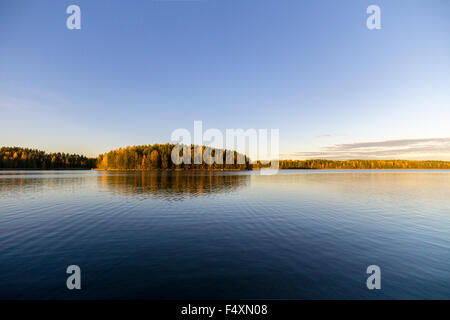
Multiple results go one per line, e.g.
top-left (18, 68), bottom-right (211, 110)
top-left (316, 133), bottom-right (346, 138)
top-left (331, 138), bottom-right (450, 150)
top-left (316, 134), bottom-right (332, 138)
top-left (292, 138), bottom-right (450, 160)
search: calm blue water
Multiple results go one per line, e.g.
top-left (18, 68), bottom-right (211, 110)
top-left (0, 170), bottom-right (449, 299)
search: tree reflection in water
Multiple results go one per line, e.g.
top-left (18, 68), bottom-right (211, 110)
top-left (97, 171), bottom-right (250, 201)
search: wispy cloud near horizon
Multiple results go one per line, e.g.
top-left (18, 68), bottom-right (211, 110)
top-left (289, 138), bottom-right (450, 161)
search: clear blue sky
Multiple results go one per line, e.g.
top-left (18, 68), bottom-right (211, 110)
top-left (1, 0), bottom-right (449, 159)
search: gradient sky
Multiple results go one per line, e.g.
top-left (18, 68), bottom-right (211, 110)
top-left (1, 0), bottom-right (449, 159)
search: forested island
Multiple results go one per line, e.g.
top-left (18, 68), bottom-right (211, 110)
top-left (96, 144), bottom-right (252, 170)
top-left (2, 146), bottom-right (450, 170)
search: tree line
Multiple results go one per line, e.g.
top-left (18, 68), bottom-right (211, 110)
top-left (0, 147), bottom-right (96, 169)
top-left (96, 144), bottom-right (252, 171)
top-left (276, 159), bottom-right (450, 170)
top-left (3, 146), bottom-right (450, 170)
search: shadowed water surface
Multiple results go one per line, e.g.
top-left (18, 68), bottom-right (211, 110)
top-left (0, 170), bottom-right (449, 299)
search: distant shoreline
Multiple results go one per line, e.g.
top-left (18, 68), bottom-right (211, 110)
top-left (0, 168), bottom-right (92, 171)
top-left (2, 146), bottom-right (450, 171)
top-left (2, 168), bottom-right (450, 172)
top-left (92, 168), bottom-right (248, 172)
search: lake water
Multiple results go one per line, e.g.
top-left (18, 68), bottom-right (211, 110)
top-left (0, 170), bottom-right (449, 299)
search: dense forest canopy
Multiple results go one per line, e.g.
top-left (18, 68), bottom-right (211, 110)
top-left (96, 144), bottom-right (252, 171)
top-left (0, 147), bottom-right (96, 169)
top-left (2, 146), bottom-right (450, 170)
